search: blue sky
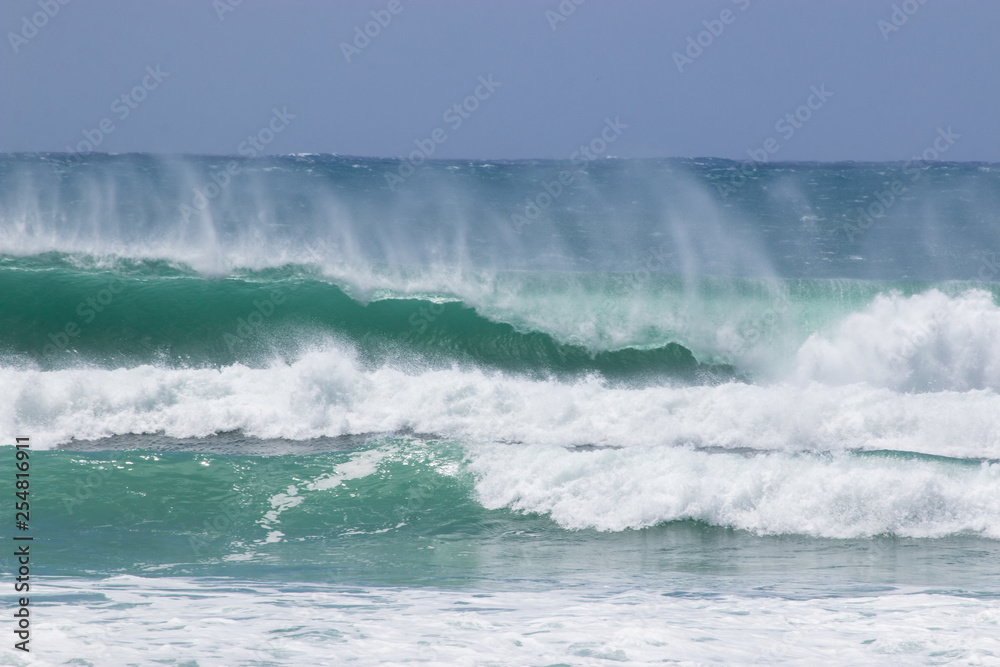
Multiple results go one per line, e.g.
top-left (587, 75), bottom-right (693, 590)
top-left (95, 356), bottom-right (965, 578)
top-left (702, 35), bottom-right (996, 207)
top-left (2, 0), bottom-right (997, 161)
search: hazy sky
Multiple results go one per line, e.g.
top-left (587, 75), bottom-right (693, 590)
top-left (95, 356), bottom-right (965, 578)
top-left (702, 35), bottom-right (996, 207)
top-left (2, 0), bottom-right (997, 161)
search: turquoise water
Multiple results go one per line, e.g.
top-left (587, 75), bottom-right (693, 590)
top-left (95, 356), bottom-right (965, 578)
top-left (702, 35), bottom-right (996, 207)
top-left (30, 440), bottom-right (1000, 588)
top-left (3, 153), bottom-right (1000, 664)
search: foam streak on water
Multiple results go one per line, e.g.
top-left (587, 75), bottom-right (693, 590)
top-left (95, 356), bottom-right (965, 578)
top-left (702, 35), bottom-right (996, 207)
top-left (25, 577), bottom-right (1000, 666)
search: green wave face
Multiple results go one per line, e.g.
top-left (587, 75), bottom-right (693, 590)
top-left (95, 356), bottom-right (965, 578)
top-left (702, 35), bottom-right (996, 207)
top-left (7, 254), bottom-right (999, 382)
top-left (6, 254), bottom-right (998, 379)
top-left (0, 256), bottom-right (734, 381)
top-left (25, 438), bottom-right (611, 582)
top-left (39, 439), bottom-right (490, 583)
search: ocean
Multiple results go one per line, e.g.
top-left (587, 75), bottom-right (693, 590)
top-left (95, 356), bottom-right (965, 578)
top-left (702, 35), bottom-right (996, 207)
top-left (2, 152), bottom-right (1000, 665)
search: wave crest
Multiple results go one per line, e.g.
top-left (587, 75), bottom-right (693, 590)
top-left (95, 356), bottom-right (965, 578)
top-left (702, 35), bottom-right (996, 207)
top-left (793, 289), bottom-right (1000, 391)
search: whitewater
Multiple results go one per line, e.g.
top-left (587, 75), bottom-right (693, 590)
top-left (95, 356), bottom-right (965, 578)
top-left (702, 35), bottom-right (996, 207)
top-left (2, 152), bottom-right (999, 665)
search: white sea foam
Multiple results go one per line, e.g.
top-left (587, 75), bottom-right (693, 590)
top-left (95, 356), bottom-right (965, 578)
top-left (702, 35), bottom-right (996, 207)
top-left (3, 345), bottom-right (1000, 459)
top-left (795, 289), bottom-right (1000, 391)
top-left (5, 289), bottom-right (1000, 539)
top-left (22, 576), bottom-right (1000, 666)
top-left (468, 443), bottom-right (1000, 537)
top-left (5, 343), bottom-right (1000, 538)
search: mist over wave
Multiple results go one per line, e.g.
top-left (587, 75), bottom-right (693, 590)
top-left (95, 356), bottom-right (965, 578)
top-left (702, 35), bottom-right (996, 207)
top-left (3, 152), bottom-right (1000, 540)
top-left (3, 152), bottom-right (999, 283)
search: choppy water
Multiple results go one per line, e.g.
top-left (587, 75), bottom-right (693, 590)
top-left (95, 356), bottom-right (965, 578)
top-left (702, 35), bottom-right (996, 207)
top-left (2, 153), bottom-right (1000, 665)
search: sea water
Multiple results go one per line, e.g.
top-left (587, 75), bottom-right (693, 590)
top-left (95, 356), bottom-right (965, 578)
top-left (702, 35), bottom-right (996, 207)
top-left (1, 153), bottom-right (999, 665)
